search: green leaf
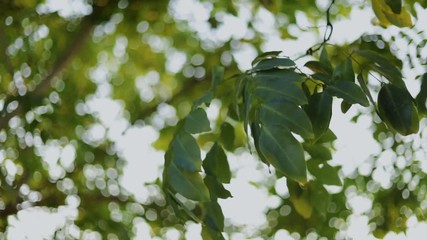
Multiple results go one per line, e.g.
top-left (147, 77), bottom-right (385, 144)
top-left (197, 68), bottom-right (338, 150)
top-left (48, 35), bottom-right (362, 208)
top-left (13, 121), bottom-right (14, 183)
top-left (326, 81), bottom-right (369, 107)
top-left (184, 108), bottom-right (211, 134)
top-left (315, 129), bottom-right (337, 143)
top-left (250, 123), bottom-right (270, 165)
top-left (304, 92), bottom-right (333, 139)
top-left (167, 162), bottom-right (210, 201)
top-left (252, 51), bottom-right (282, 66)
top-left (259, 101), bottom-right (314, 139)
top-left (303, 143), bottom-right (332, 160)
top-left (252, 58), bottom-right (295, 72)
top-left (304, 61), bottom-right (332, 76)
top-left (311, 73), bottom-right (331, 85)
top-left (204, 175), bottom-right (232, 199)
top-left (332, 58), bottom-right (354, 82)
top-left (203, 201), bottom-right (225, 237)
top-left (253, 75), bottom-right (307, 105)
top-left (341, 101), bottom-right (352, 113)
top-left (258, 124), bottom-right (307, 184)
top-left (354, 50), bottom-right (404, 87)
top-left (377, 83), bottom-right (419, 135)
top-left (319, 48), bottom-right (333, 74)
top-left (219, 122), bottom-right (235, 151)
top-left (171, 130), bottom-right (202, 172)
top-left (307, 160), bottom-right (342, 186)
top-left (202, 225), bottom-right (225, 240)
top-left (385, 0), bottom-right (401, 14)
top-left (253, 69), bottom-right (304, 84)
top-left (203, 143), bottom-right (231, 183)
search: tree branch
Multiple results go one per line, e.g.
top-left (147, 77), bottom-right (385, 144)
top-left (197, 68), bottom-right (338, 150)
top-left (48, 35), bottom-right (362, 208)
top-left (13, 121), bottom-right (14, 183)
top-left (33, 18), bottom-right (95, 96)
top-left (0, 14), bottom-right (97, 130)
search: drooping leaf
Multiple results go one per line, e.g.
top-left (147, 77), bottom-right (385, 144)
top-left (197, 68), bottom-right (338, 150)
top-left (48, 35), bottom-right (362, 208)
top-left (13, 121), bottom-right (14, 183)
top-left (319, 47), bottom-right (333, 75)
top-left (203, 201), bottom-right (226, 239)
top-left (332, 58), bottom-right (354, 82)
top-left (326, 81), bottom-right (369, 107)
top-left (204, 175), bottom-right (232, 199)
top-left (304, 61), bottom-right (332, 76)
top-left (258, 124), bottom-right (307, 184)
top-left (311, 73), bottom-right (331, 85)
top-left (252, 58), bottom-right (295, 72)
top-left (253, 69), bottom-right (304, 84)
top-left (184, 108), bottom-right (211, 134)
top-left (303, 143), bottom-right (332, 161)
top-left (259, 101), bottom-right (314, 139)
top-left (307, 160), bottom-right (342, 186)
top-left (167, 162), bottom-right (210, 202)
top-left (304, 91), bottom-right (333, 139)
top-left (254, 77), bottom-right (307, 105)
top-left (203, 143), bottom-right (231, 183)
top-left (171, 130), bottom-right (202, 172)
top-left (341, 101), bottom-right (352, 113)
top-left (315, 129), bottom-right (337, 143)
top-left (377, 83), bottom-right (419, 135)
top-left (354, 50), bottom-right (404, 87)
top-left (219, 122), bottom-right (235, 151)
top-left (250, 122), bottom-right (270, 165)
top-left (204, 201), bottom-right (225, 231)
top-left (252, 51), bottom-right (282, 66)
top-left (202, 225), bottom-right (225, 240)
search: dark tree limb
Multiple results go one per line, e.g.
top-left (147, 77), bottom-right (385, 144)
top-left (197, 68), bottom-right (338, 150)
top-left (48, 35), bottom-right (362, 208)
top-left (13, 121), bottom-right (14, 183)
top-left (0, 13), bottom-right (98, 130)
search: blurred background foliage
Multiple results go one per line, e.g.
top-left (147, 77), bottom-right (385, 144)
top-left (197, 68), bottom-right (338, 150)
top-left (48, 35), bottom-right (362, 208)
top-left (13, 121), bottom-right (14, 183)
top-left (0, 0), bottom-right (427, 239)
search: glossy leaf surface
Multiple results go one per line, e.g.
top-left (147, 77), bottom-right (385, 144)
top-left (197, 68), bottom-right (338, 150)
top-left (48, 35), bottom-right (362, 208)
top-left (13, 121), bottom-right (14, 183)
top-left (326, 81), bottom-right (369, 107)
top-left (258, 124), bottom-right (307, 183)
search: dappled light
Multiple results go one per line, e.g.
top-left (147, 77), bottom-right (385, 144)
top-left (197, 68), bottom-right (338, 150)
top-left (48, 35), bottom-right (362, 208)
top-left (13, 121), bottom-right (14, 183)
top-left (1, 0), bottom-right (427, 239)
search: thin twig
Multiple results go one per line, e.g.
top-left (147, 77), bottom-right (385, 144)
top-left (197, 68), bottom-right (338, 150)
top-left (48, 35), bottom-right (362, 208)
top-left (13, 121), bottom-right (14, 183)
top-left (302, 0), bottom-right (336, 57)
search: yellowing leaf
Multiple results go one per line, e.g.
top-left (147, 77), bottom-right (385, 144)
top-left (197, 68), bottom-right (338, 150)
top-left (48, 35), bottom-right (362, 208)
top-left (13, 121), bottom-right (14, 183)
top-left (372, 0), bottom-right (413, 27)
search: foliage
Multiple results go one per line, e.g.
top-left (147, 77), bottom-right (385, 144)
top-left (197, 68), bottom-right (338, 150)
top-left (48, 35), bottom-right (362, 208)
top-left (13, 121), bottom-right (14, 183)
top-left (0, 0), bottom-right (427, 239)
